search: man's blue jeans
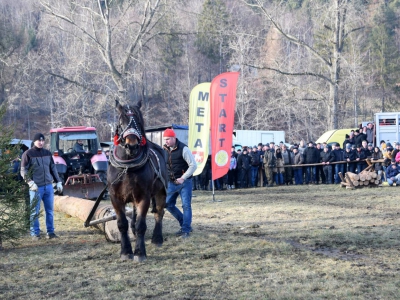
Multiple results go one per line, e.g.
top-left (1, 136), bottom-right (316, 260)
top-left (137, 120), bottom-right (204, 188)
top-left (29, 184), bottom-right (55, 236)
top-left (306, 166), bottom-right (316, 183)
top-left (334, 164), bottom-right (344, 184)
top-left (166, 178), bottom-right (193, 234)
top-left (250, 166), bottom-right (259, 187)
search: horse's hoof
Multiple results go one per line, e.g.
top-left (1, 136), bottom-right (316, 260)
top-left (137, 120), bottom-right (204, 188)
top-left (120, 254), bottom-right (133, 260)
top-left (133, 255), bottom-right (147, 263)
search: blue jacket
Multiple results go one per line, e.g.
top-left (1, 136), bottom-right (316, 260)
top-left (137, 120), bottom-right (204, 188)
top-left (386, 165), bottom-right (400, 179)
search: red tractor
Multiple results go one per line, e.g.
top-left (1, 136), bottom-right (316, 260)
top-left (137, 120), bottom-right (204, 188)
top-left (50, 126), bottom-right (108, 199)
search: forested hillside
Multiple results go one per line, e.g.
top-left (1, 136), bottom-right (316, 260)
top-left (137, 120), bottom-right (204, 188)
top-left (1, 0), bottom-right (400, 143)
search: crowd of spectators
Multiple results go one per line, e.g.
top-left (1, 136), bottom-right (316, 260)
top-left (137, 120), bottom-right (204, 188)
top-left (193, 127), bottom-right (400, 190)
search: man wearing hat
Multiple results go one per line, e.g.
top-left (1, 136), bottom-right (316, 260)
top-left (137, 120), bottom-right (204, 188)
top-left (20, 133), bottom-right (63, 240)
top-left (163, 128), bottom-right (197, 238)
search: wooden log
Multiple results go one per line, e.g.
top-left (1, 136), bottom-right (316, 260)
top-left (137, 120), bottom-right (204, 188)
top-left (359, 174), bottom-right (366, 181)
top-left (352, 181), bottom-right (359, 187)
top-left (345, 173), bottom-right (355, 188)
top-left (363, 180), bottom-right (369, 185)
top-left (340, 182), bottom-right (349, 187)
top-left (375, 180), bottom-right (380, 185)
top-left (365, 174), bottom-right (372, 181)
top-left (360, 165), bottom-right (373, 174)
top-left (54, 195), bottom-right (134, 242)
top-left (346, 172), bottom-right (360, 181)
top-left (371, 172), bottom-right (377, 179)
top-left (370, 179), bottom-right (375, 183)
top-left (346, 186), bottom-right (355, 190)
top-left (338, 172), bottom-right (346, 183)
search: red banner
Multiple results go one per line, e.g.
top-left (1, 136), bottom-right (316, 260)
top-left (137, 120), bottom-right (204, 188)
top-left (210, 72), bottom-right (239, 180)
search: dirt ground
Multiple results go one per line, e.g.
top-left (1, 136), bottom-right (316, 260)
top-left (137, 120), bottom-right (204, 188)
top-left (1, 184), bottom-right (399, 299)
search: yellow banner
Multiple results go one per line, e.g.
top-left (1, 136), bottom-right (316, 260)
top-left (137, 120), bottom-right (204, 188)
top-left (188, 82), bottom-right (211, 176)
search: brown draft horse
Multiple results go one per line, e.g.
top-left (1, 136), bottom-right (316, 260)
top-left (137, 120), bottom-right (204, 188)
top-left (108, 99), bottom-right (167, 261)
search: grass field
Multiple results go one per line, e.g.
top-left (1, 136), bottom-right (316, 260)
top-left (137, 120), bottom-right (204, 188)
top-left (1, 185), bottom-right (400, 299)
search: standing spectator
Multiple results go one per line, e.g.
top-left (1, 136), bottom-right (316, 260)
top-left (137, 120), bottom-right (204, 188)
top-left (237, 148), bottom-right (251, 188)
top-left (344, 144), bottom-right (357, 173)
top-left (303, 141), bottom-right (319, 184)
top-left (343, 135), bottom-right (351, 150)
top-left (20, 133), bottom-right (63, 240)
top-left (200, 156), bottom-right (211, 190)
top-left (163, 128), bottom-right (197, 238)
top-left (281, 144), bottom-right (293, 185)
top-left (348, 131), bottom-right (355, 146)
top-left (315, 143), bottom-right (325, 184)
top-left (292, 147), bottom-right (304, 185)
top-left (321, 145), bottom-right (335, 184)
top-left (235, 149), bottom-right (242, 188)
top-left (259, 145), bottom-right (268, 187)
top-left (366, 143), bottom-right (374, 157)
top-left (391, 142), bottom-right (400, 163)
top-left (366, 123), bottom-right (374, 145)
top-left (354, 130), bottom-right (363, 146)
top-left (263, 144), bottom-right (276, 187)
top-left (355, 144), bottom-right (367, 173)
top-left (386, 162), bottom-right (400, 186)
top-left (250, 146), bottom-right (261, 187)
top-left (273, 147), bottom-right (284, 185)
top-left (332, 143), bottom-right (345, 184)
top-left (359, 127), bottom-right (368, 145)
top-left (227, 148), bottom-right (237, 189)
top-left (371, 146), bottom-right (383, 174)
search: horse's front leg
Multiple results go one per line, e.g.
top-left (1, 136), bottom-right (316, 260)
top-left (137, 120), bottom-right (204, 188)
top-left (133, 199), bottom-right (149, 262)
top-left (116, 207), bottom-right (133, 260)
top-left (151, 193), bottom-right (165, 246)
top-left (130, 205), bottom-right (137, 238)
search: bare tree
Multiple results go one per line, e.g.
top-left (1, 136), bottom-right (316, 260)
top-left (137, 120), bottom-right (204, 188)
top-left (244, 0), bottom-right (365, 129)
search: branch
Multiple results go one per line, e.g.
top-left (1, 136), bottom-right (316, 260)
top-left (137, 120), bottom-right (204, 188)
top-left (47, 71), bottom-right (106, 96)
top-left (246, 64), bottom-right (334, 85)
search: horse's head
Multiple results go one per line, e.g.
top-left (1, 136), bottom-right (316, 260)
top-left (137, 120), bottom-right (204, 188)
top-left (115, 99), bottom-right (146, 157)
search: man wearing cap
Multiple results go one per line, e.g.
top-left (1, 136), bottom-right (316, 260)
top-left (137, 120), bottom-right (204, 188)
top-left (20, 133), bottom-right (63, 240)
top-left (163, 128), bottom-right (197, 238)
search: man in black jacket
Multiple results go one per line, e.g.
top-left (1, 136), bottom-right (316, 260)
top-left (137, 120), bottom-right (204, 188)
top-left (303, 141), bottom-right (320, 184)
top-left (321, 145), bottom-right (335, 184)
top-left (20, 133), bottom-right (63, 240)
top-left (331, 143), bottom-right (345, 184)
top-left (237, 148), bottom-right (251, 188)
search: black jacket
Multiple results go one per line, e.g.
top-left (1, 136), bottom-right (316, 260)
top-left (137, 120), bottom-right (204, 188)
top-left (20, 146), bottom-right (60, 187)
top-left (331, 148), bottom-right (344, 162)
top-left (303, 147), bottom-right (320, 164)
top-left (344, 149), bottom-right (356, 161)
top-left (237, 152), bottom-right (251, 170)
top-left (321, 150), bottom-right (335, 163)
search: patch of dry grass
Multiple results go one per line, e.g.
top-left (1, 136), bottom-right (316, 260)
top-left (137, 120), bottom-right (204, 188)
top-left (1, 185), bottom-right (400, 299)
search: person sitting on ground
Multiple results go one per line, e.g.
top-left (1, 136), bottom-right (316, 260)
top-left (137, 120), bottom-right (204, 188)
top-left (386, 162), bottom-right (400, 186)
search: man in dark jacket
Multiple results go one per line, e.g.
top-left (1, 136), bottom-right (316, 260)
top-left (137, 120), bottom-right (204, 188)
top-left (355, 144), bottom-right (367, 173)
top-left (321, 145), bottom-right (335, 184)
top-left (331, 143), bottom-right (345, 184)
top-left (21, 133), bottom-right (63, 240)
top-left (344, 144), bottom-right (357, 173)
top-left (237, 148), bottom-right (251, 188)
top-left (249, 146), bottom-right (261, 187)
top-left (303, 141), bottom-right (319, 184)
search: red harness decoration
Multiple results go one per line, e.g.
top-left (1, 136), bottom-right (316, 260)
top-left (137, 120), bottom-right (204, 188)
top-left (113, 134), bottom-right (120, 146)
top-left (140, 137), bottom-right (146, 146)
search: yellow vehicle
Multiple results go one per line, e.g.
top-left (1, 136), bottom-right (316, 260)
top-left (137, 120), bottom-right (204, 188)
top-left (315, 128), bottom-right (357, 147)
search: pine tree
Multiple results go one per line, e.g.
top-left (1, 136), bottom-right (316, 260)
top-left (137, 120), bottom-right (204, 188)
top-left (0, 105), bottom-right (35, 249)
